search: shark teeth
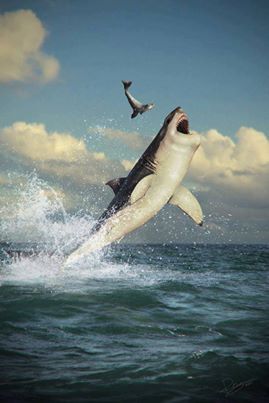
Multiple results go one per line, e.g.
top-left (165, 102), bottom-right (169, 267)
top-left (177, 114), bottom-right (189, 134)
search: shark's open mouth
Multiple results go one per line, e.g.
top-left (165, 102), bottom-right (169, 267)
top-left (177, 114), bottom-right (189, 134)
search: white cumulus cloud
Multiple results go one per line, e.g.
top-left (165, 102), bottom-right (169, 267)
top-left (0, 121), bottom-right (124, 186)
top-left (190, 127), bottom-right (269, 207)
top-left (0, 9), bottom-right (60, 83)
top-left (1, 121), bottom-right (88, 162)
top-left (121, 159), bottom-right (136, 171)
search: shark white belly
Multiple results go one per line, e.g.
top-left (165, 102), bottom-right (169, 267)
top-left (64, 107), bottom-right (202, 267)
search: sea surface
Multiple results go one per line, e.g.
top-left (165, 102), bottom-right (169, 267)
top-left (0, 242), bottom-right (268, 402)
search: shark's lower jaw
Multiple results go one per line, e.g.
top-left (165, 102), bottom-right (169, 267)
top-left (176, 114), bottom-right (189, 134)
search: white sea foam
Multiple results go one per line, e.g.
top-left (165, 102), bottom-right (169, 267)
top-left (0, 174), bottom-right (224, 292)
top-left (0, 175), bottom-right (94, 250)
top-left (0, 175), bottom-right (103, 287)
top-left (0, 174), bottom-right (156, 290)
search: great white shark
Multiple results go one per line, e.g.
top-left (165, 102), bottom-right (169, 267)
top-left (64, 107), bottom-right (203, 267)
top-left (122, 80), bottom-right (155, 118)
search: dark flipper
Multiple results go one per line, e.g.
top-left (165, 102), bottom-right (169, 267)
top-left (131, 110), bottom-right (139, 119)
top-left (122, 80), bottom-right (132, 90)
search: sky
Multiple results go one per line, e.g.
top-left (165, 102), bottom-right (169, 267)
top-left (0, 0), bottom-right (269, 244)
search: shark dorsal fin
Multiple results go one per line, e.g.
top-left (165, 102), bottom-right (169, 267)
top-left (169, 186), bottom-right (203, 226)
top-left (106, 177), bottom-right (126, 195)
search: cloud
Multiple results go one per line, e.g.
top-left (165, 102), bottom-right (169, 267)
top-left (1, 122), bottom-right (87, 161)
top-left (0, 9), bottom-right (60, 83)
top-left (93, 152), bottom-right (106, 161)
top-left (0, 121), bottom-right (124, 187)
top-left (121, 159), bottom-right (136, 171)
top-left (189, 127), bottom-right (269, 208)
top-left (0, 174), bottom-right (9, 186)
top-left (0, 120), bottom-right (268, 243)
top-left (88, 126), bottom-right (148, 149)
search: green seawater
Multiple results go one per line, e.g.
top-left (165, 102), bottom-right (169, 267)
top-left (0, 243), bottom-right (268, 402)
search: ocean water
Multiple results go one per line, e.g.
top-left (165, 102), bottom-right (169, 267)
top-left (0, 243), bottom-right (268, 402)
top-left (0, 177), bottom-right (268, 402)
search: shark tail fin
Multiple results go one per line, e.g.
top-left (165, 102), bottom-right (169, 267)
top-left (131, 110), bottom-right (139, 119)
top-left (122, 80), bottom-right (132, 90)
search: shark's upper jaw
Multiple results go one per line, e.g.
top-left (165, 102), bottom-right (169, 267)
top-left (164, 107), bottom-right (190, 135)
top-left (176, 112), bottom-right (189, 134)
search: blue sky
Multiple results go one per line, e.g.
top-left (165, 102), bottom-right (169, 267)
top-left (0, 0), bottom-right (269, 244)
top-left (1, 0), bottom-right (269, 137)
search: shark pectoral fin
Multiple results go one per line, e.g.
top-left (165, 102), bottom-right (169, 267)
top-left (169, 186), bottom-right (203, 226)
top-left (106, 177), bottom-right (126, 195)
top-left (130, 174), bottom-right (154, 204)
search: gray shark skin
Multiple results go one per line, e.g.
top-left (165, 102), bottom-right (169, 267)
top-left (64, 107), bottom-right (203, 267)
top-left (122, 80), bottom-right (155, 118)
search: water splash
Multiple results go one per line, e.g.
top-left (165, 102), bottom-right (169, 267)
top-left (0, 174), bottom-right (94, 250)
top-left (0, 174), bottom-right (240, 292)
top-left (0, 174), bottom-right (158, 291)
top-left (0, 174), bottom-right (105, 282)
